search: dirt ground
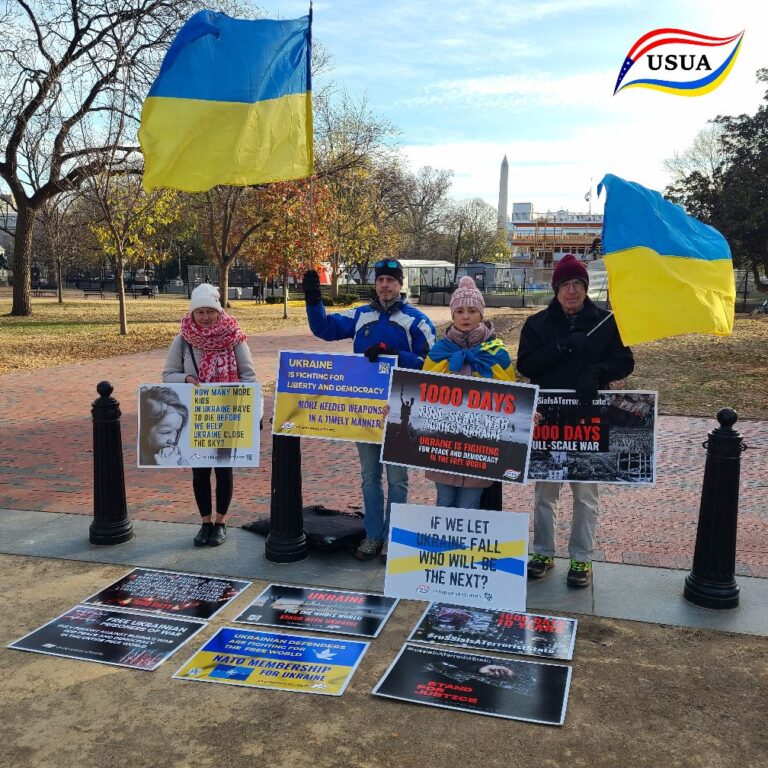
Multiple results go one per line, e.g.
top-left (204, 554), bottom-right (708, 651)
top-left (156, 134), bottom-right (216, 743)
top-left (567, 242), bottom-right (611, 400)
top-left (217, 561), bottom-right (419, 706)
top-left (1, 554), bottom-right (766, 768)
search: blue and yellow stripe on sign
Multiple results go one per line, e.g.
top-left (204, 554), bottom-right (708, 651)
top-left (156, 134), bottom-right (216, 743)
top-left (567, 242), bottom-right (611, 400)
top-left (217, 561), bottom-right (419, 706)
top-left (598, 174), bottom-right (734, 346)
top-left (139, 10), bottom-right (312, 192)
top-left (388, 526), bottom-right (526, 577)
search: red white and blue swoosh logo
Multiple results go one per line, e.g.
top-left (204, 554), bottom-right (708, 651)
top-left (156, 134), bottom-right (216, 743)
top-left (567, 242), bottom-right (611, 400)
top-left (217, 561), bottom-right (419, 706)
top-left (614, 28), bottom-right (744, 96)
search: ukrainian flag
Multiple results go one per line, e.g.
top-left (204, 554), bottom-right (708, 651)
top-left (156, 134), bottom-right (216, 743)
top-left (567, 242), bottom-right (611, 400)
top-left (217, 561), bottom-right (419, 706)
top-left (598, 174), bottom-right (734, 345)
top-left (139, 10), bottom-right (312, 193)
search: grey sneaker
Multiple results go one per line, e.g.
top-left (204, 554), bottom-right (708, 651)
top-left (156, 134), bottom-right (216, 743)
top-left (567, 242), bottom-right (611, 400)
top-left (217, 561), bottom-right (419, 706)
top-left (354, 537), bottom-right (382, 561)
top-left (380, 540), bottom-right (389, 564)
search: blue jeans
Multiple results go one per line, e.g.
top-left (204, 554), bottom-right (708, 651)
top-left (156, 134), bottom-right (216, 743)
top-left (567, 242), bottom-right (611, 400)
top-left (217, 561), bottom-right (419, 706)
top-left (356, 442), bottom-right (409, 540)
top-left (435, 483), bottom-right (484, 510)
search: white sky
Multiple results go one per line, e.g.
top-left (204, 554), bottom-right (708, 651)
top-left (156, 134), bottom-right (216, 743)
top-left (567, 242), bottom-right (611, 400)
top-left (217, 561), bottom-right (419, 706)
top-left (259, 0), bottom-right (767, 213)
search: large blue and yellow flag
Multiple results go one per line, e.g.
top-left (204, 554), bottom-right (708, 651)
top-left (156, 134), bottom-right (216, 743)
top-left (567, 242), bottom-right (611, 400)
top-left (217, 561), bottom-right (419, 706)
top-left (139, 10), bottom-right (312, 192)
top-left (598, 174), bottom-right (734, 345)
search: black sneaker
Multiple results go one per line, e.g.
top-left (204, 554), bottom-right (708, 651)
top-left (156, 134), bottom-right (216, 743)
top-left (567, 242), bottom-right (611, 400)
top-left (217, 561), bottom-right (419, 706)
top-left (209, 523), bottom-right (227, 546)
top-left (354, 537), bottom-right (382, 561)
top-left (527, 554), bottom-right (555, 579)
top-left (567, 560), bottom-right (592, 588)
top-left (194, 522), bottom-right (213, 547)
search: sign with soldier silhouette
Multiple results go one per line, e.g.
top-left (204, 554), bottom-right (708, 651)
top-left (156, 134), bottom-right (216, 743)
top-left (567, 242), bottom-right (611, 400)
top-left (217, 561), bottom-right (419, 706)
top-left (381, 369), bottom-right (538, 483)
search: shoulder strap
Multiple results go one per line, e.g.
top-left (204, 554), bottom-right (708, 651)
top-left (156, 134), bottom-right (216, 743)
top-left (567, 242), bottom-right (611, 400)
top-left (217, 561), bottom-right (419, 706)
top-left (185, 340), bottom-right (200, 377)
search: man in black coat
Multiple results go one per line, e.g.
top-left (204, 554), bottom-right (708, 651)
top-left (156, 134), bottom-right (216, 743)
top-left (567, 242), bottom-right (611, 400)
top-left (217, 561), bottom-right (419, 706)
top-left (517, 254), bottom-right (634, 587)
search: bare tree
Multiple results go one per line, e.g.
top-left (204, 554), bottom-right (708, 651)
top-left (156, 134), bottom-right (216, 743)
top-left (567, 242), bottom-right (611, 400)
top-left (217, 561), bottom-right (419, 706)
top-left (397, 166), bottom-right (453, 261)
top-left (445, 198), bottom-right (507, 275)
top-left (0, 0), bottom-right (200, 316)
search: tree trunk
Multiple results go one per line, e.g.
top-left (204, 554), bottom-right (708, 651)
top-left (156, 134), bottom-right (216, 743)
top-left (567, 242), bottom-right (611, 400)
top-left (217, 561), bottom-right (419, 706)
top-left (219, 261), bottom-right (231, 308)
top-left (11, 204), bottom-right (36, 316)
top-left (282, 269), bottom-right (288, 319)
top-left (56, 258), bottom-right (63, 304)
top-left (116, 252), bottom-right (128, 335)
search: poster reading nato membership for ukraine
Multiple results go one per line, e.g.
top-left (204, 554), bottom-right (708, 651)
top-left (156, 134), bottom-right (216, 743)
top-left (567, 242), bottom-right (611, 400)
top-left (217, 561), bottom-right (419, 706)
top-left (8, 605), bottom-right (206, 671)
top-left (138, 383), bottom-right (261, 468)
top-left (381, 369), bottom-right (538, 483)
top-left (385, 503), bottom-right (529, 612)
top-left (373, 643), bottom-right (571, 726)
top-left (272, 351), bottom-right (395, 443)
top-left (173, 627), bottom-right (369, 696)
top-left (527, 391), bottom-right (657, 485)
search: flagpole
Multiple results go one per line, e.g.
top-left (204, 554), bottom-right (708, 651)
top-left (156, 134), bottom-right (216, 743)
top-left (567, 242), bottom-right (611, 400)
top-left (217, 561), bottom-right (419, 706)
top-left (586, 310), bottom-right (613, 336)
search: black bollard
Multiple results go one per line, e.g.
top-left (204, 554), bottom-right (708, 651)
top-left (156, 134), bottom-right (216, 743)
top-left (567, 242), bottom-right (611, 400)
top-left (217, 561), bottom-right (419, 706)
top-left (265, 435), bottom-right (309, 562)
top-left (90, 381), bottom-right (134, 545)
top-left (683, 408), bottom-right (746, 609)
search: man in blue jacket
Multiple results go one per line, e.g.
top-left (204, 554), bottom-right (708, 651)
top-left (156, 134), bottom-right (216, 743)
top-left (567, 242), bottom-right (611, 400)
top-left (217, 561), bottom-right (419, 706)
top-left (302, 259), bottom-right (436, 561)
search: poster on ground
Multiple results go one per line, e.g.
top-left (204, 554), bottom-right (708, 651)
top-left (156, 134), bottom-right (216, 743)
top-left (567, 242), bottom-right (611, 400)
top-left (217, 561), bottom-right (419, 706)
top-left (385, 503), bottom-right (529, 611)
top-left (272, 350), bottom-right (395, 443)
top-left (409, 604), bottom-right (577, 660)
top-left (8, 605), bottom-right (206, 671)
top-left (527, 391), bottom-right (657, 484)
top-left (235, 584), bottom-right (398, 638)
top-left (381, 369), bottom-right (538, 483)
top-left (138, 383), bottom-right (261, 468)
top-left (173, 627), bottom-right (369, 695)
top-left (372, 643), bottom-right (571, 725)
top-left (83, 568), bottom-right (251, 620)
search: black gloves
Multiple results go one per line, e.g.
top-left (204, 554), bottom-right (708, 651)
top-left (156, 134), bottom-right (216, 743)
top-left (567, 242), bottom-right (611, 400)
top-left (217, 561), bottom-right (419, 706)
top-left (364, 342), bottom-right (397, 363)
top-left (301, 270), bottom-right (322, 306)
top-left (557, 331), bottom-right (589, 355)
top-left (575, 367), bottom-right (600, 405)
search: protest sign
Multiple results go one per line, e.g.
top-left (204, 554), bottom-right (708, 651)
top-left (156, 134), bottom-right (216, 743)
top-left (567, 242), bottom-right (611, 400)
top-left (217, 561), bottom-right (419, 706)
top-left (381, 369), bottom-right (537, 483)
top-left (373, 643), bottom-right (571, 725)
top-left (138, 383), bottom-right (261, 468)
top-left (528, 391), bottom-right (657, 484)
top-left (385, 503), bottom-right (528, 611)
top-left (272, 350), bottom-right (394, 442)
top-left (174, 627), bottom-right (368, 695)
top-left (83, 568), bottom-right (251, 620)
top-left (409, 604), bottom-right (577, 660)
top-left (235, 584), bottom-right (398, 638)
top-left (9, 605), bottom-right (206, 671)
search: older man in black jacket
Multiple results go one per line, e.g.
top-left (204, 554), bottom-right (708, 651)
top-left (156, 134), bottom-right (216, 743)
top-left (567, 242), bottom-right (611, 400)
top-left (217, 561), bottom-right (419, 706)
top-left (517, 254), bottom-right (634, 587)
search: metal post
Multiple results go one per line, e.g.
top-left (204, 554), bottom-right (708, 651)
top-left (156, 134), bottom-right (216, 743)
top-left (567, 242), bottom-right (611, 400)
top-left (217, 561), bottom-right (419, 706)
top-left (683, 408), bottom-right (746, 609)
top-left (90, 382), bottom-right (134, 545)
top-left (265, 435), bottom-right (309, 562)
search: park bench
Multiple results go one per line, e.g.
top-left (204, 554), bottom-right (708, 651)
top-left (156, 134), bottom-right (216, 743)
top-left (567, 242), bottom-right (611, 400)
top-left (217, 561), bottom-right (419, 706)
top-left (82, 290), bottom-right (105, 299)
top-left (127, 286), bottom-right (156, 299)
top-left (32, 289), bottom-right (56, 297)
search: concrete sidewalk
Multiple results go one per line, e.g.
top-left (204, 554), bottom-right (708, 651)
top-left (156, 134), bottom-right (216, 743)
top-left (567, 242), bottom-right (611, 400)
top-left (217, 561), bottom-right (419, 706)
top-left (1, 508), bottom-right (765, 637)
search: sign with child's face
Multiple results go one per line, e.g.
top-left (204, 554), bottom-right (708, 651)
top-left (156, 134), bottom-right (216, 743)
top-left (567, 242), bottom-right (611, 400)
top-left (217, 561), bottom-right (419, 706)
top-left (138, 383), bottom-right (261, 468)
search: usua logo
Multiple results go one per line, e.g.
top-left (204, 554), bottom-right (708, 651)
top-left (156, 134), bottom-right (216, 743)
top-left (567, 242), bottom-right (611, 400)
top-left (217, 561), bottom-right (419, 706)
top-left (614, 28), bottom-right (744, 96)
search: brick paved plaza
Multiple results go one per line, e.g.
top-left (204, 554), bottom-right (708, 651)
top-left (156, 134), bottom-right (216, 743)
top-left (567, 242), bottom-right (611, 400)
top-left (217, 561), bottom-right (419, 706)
top-left (1, 320), bottom-right (766, 577)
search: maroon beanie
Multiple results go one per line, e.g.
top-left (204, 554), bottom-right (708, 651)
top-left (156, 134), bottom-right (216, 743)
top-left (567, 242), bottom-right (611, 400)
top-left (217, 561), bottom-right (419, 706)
top-left (552, 254), bottom-right (589, 291)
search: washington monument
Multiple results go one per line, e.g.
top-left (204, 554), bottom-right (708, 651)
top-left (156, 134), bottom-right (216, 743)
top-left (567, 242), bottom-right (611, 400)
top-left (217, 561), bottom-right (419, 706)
top-left (497, 155), bottom-right (508, 230)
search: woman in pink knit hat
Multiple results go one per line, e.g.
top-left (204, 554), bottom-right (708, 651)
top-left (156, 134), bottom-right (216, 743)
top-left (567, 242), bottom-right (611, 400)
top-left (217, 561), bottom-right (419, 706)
top-left (422, 276), bottom-right (517, 509)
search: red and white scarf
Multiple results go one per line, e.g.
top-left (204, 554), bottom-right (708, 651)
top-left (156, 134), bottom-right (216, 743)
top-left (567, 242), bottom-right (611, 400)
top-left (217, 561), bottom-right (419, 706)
top-left (180, 311), bottom-right (246, 383)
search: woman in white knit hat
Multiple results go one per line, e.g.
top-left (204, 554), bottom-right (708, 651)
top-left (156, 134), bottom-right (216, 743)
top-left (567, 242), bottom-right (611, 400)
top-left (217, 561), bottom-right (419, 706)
top-left (422, 276), bottom-right (517, 509)
top-left (162, 283), bottom-right (257, 547)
